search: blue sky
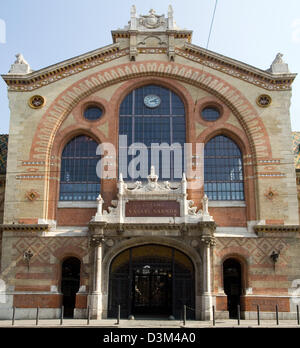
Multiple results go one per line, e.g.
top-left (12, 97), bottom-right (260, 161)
top-left (0, 0), bottom-right (300, 133)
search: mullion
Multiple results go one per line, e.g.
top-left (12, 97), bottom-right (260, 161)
top-left (119, 85), bottom-right (185, 181)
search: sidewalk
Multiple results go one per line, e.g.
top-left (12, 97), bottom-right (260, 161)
top-left (0, 318), bottom-right (300, 328)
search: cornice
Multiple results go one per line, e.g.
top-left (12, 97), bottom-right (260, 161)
top-left (111, 30), bottom-right (192, 42)
top-left (177, 43), bottom-right (297, 91)
top-left (2, 41), bottom-right (296, 92)
top-left (89, 221), bottom-right (217, 233)
top-left (2, 43), bottom-right (124, 92)
top-left (0, 224), bottom-right (49, 232)
top-left (254, 225), bottom-right (300, 238)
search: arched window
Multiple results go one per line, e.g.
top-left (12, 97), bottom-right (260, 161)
top-left (59, 135), bottom-right (100, 201)
top-left (204, 135), bottom-right (244, 200)
top-left (119, 85), bottom-right (186, 181)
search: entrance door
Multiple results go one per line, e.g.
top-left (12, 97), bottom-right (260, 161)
top-left (133, 267), bottom-right (171, 316)
top-left (61, 257), bottom-right (81, 318)
top-left (108, 245), bottom-right (195, 319)
top-left (223, 258), bottom-right (242, 319)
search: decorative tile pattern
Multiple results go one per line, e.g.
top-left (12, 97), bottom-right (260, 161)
top-left (292, 132), bottom-right (300, 169)
top-left (0, 135), bottom-right (8, 175)
top-left (14, 237), bottom-right (89, 264)
top-left (215, 237), bottom-right (289, 265)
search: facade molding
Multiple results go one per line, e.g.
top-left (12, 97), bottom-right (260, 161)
top-left (28, 60), bottom-right (273, 167)
top-left (2, 43), bottom-right (296, 92)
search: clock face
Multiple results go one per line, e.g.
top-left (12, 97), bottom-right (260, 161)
top-left (144, 95), bottom-right (161, 108)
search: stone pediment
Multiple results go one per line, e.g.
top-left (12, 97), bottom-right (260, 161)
top-left (2, 7), bottom-right (296, 91)
top-left (91, 166), bottom-right (214, 225)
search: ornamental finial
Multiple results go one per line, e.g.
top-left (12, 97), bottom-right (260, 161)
top-left (131, 5), bottom-right (136, 16)
top-left (8, 53), bottom-right (32, 74)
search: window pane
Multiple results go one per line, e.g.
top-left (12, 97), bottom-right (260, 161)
top-left (204, 135), bottom-right (244, 201)
top-left (59, 135), bottom-right (100, 201)
top-left (84, 106), bottom-right (103, 121)
top-left (202, 107), bottom-right (220, 121)
top-left (119, 85), bottom-right (186, 181)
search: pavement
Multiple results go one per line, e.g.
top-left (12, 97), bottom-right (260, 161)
top-left (0, 318), bottom-right (300, 328)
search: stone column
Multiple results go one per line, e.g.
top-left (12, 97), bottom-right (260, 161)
top-left (89, 235), bottom-right (105, 319)
top-left (201, 235), bottom-right (216, 320)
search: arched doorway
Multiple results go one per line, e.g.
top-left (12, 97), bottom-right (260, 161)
top-left (223, 258), bottom-right (242, 319)
top-left (61, 257), bottom-right (81, 318)
top-left (108, 245), bottom-right (195, 319)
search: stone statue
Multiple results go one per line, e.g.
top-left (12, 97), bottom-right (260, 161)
top-left (14, 53), bottom-right (29, 65)
top-left (96, 194), bottom-right (104, 216)
top-left (273, 53), bottom-right (284, 64)
top-left (8, 53), bottom-right (32, 74)
top-left (202, 194), bottom-right (209, 215)
top-left (268, 52), bottom-right (289, 74)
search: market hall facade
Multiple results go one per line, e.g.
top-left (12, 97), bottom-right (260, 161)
top-left (0, 6), bottom-right (300, 320)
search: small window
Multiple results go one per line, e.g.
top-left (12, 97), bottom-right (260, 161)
top-left (201, 107), bottom-right (220, 121)
top-left (84, 106), bottom-right (103, 121)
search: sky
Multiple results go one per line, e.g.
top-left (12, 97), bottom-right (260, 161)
top-left (0, 0), bottom-right (300, 134)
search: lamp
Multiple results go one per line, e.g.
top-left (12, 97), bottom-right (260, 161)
top-left (23, 250), bottom-right (33, 271)
top-left (270, 250), bottom-right (280, 264)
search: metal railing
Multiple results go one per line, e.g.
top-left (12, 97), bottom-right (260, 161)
top-left (8, 304), bottom-right (300, 326)
top-left (211, 304), bottom-right (300, 326)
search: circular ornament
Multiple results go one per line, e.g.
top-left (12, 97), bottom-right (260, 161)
top-left (105, 239), bottom-right (114, 247)
top-left (256, 94), bottom-right (272, 108)
top-left (144, 94), bottom-right (161, 108)
top-left (28, 95), bottom-right (46, 109)
top-left (191, 240), bottom-right (199, 248)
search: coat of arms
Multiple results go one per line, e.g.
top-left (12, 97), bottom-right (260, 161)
top-left (139, 9), bottom-right (165, 29)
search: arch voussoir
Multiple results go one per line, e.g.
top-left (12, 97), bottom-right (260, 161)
top-left (30, 60), bottom-right (272, 164)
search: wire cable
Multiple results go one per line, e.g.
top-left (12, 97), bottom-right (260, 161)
top-left (206, 0), bottom-right (218, 49)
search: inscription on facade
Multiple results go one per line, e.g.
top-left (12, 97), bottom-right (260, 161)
top-left (125, 200), bottom-right (180, 217)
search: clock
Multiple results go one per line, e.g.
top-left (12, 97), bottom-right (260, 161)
top-left (144, 94), bottom-right (161, 108)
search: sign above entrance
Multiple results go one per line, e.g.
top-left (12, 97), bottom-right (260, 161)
top-left (91, 166), bottom-right (214, 224)
top-left (125, 200), bottom-right (180, 217)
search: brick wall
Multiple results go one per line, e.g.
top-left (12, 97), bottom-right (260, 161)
top-left (5, 236), bottom-right (91, 309)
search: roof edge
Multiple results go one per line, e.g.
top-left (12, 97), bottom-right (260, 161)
top-left (2, 42), bottom-right (120, 84)
top-left (183, 42), bottom-right (297, 82)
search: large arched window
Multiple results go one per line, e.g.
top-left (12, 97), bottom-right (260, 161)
top-left (59, 135), bottom-right (100, 201)
top-left (119, 85), bottom-right (186, 181)
top-left (204, 135), bottom-right (244, 200)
